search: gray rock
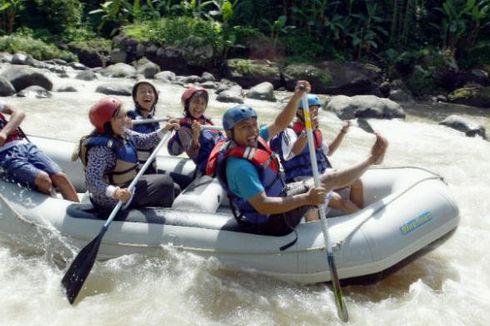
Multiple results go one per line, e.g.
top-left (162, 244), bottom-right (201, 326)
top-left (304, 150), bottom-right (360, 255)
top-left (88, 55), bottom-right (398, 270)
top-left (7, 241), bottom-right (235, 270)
top-left (17, 85), bottom-right (51, 98)
top-left (11, 53), bottom-right (30, 65)
top-left (1, 66), bottom-right (53, 91)
top-left (57, 86), bottom-right (78, 92)
top-left (110, 48), bottom-right (127, 64)
top-left (154, 71), bottom-right (176, 83)
top-left (0, 53), bottom-right (13, 63)
top-left (95, 83), bottom-right (132, 96)
top-left (216, 85), bottom-right (244, 103)
top-left (326, 95), bottom-right (405, 119)
top-left (439, 115), bottom-right (486, 138)
top-left (246, 82), bottom-right (276, 102)
top-left (201, 72), bottom-right (216, 82)
top-left (76, 70), bottom-right (97, 81)
top-left (68, 62), bottom-right (88, 70)
top-left (198, 81), bottom-right (218, 89)
top-left (0, 77), bottom-right (15, 96)
top-left (136, 61), bottom-right (160, 79)
top-left (100, 63), bottom-right (136, 78)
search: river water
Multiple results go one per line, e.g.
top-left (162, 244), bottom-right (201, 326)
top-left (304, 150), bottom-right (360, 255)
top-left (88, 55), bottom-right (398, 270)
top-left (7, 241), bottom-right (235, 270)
top-left (0, 66), bottom-right (489, 325)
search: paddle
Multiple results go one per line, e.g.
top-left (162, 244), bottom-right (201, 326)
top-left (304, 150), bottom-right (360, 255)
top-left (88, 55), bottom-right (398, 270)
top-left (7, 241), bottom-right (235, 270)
top-left (356, 118), bottom-right (375, 134)
top-left (133, 118), bottom-right (225, 131)
top-left (132, 117), bottom-right (169, 125)
top-left (61, 131), bottom-right (173, 304)
top-left (302, 94), bottom-right (349, 322)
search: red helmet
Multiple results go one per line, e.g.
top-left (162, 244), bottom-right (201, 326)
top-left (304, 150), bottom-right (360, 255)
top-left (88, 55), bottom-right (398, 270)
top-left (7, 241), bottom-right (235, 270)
top-left (181, 85), bottom-right (208, 109)
top-left (89, 97), bottom-right (122, 133)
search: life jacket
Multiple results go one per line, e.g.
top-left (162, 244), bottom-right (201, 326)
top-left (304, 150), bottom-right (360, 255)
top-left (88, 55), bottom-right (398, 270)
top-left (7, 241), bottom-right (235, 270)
top-left (0, 113), bottom-right (24, 145)
top-left (270, 121), bottom-right (331, 183)
top-left (207, 137), bottom-right (285, 224)
top-left (127, 109), bottom-right (158, 172)
top-left (172, 115), bottom-right (225, 174)
top-left (78, 133), bottom-right (139, 187)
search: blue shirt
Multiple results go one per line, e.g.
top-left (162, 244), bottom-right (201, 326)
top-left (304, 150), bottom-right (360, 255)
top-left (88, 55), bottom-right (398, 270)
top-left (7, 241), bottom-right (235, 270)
top-left (226, 126), bottom-right (270, 200)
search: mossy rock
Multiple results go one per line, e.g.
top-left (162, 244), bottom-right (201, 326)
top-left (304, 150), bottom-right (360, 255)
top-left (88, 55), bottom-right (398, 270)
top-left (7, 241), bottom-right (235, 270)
top-left (224, 59), bottom-right (281, 88)
top-left (448, 86), bottom-right (490, 108)
top-left (283, 64), bottom-right (332, 92)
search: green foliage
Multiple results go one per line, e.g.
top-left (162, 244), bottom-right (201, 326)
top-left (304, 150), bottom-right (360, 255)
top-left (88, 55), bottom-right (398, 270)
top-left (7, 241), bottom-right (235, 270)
top-left (0, 33), bottom-right (77, 61)
top-left (0, 0), bottom-right (25, 34)
top-left (67, 37), bottom-right (111, 55)
top-left (122, 16), bottom-right (224, 53)
top-left (282, 30), bottom-right (323, 60)
top-left (430, 0), bottom-right (490, 55)
top-left (19, 0), bottom-right (82, 35)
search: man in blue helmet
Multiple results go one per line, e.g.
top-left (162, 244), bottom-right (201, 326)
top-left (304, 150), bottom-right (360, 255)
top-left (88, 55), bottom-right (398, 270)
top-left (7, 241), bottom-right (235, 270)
top-left (207, 81), bottom-right (388, 236)
top-left (270, 94), bottom-right (364, 215)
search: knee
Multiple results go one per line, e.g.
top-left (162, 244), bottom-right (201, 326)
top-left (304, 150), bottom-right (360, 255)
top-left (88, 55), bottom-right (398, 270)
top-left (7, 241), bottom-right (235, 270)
top-left (351, 179), bottom-right (363, 192)
top-left (50, 172), bottom-right (69, 185)
top-left (35, 171), bottom-right (53, 194)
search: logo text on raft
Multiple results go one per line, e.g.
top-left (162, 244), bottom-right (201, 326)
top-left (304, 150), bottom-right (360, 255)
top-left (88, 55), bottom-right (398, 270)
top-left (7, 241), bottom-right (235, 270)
top-left (400, 211), bottom-right (432, 235)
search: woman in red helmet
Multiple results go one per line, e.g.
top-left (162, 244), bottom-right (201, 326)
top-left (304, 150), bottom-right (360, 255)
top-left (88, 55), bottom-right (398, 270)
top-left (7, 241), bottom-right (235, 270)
top-left (167, 85), bottom-right (225, 176)
top-left (76, 97), bottom-right (181, 212)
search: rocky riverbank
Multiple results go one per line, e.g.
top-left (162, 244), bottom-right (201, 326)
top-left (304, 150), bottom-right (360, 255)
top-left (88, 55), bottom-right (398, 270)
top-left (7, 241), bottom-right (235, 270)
top-left (0, 52), bottom-right (487, 140)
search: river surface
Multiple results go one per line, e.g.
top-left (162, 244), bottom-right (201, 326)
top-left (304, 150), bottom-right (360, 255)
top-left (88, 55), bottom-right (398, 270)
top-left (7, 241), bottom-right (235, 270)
top-left (0, 65), bottom-right (489, 325)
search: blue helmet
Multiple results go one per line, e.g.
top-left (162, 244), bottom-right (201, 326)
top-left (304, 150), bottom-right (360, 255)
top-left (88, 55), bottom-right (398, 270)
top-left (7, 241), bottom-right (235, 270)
top-left (298, 94), bottom-right (322, 110)
top-left (222, 105), bottom-right (257, 130)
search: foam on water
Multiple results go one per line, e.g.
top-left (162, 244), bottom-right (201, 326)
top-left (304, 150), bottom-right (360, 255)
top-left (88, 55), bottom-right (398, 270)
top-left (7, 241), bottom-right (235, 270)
top-left (0, 65), bottom-right (489, 325)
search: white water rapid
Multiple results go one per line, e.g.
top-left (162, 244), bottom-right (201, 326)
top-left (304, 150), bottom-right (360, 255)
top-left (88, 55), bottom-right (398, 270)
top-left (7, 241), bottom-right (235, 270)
top-left (0, 65), bottom-right (489, 325)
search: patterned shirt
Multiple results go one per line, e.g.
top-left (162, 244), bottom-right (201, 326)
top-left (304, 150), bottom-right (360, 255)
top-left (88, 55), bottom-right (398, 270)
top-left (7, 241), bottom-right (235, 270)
top-left (86, 128), bottom-right (165, 209)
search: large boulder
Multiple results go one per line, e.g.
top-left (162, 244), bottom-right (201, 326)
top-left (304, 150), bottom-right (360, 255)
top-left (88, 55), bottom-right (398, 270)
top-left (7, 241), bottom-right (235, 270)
top-left (246, 82), bottom-right (276, 102)
top-left (0, 77), bottom-right (15, 96)
top-left (283, 61), bottom-right (384, 95)
top-left (223, 59), bottom-right (281, 89)
top-left (95, 83), bottom-right (132, 96)
top-left (145, 45), bottom-right (188, 75)
top-left (100, 63), bottom-right (137, 78)
top-left (326, 95), bottom-right (405, 120)
top-left (0, 66), bottom-right (53, 91)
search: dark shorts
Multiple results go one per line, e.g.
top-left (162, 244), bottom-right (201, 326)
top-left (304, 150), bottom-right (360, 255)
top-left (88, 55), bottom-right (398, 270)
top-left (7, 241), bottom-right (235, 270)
top-left (0, 142), bottom-right (61, 188)
top-left (130, 174), bottom-right (181, 208)
top-left (243, 180), bottom-right (313, 236)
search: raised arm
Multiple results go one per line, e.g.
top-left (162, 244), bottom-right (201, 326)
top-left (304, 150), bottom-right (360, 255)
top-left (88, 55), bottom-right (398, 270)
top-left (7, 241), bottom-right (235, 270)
top-left (266, 81), bottom-right (311, 139)
top-left (0, 104), bottom-right (26, 145)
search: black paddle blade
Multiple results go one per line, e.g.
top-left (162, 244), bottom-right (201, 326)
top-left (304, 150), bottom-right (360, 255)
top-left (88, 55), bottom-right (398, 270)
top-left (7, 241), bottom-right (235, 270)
top-left (61, 231), bottom-right (105, 304)
top-left (357, 118), bottom-right (374, 134)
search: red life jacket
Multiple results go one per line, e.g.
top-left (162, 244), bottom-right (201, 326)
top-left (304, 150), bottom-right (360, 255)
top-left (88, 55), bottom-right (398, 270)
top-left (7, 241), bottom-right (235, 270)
top-left (206, 137), bottom-right (280, 177)
top-left (292, 121), bottom-right (323, 148)
top-left (0, 112), bottom-right (24, 144)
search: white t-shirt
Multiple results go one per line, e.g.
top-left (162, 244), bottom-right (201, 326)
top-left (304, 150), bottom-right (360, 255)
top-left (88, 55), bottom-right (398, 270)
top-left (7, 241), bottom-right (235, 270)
top-left (280, 128), bottom-right (329, 161)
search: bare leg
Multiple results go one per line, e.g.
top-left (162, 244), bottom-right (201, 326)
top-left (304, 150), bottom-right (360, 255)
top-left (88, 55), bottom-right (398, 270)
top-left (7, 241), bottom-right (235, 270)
top-left (50, 172), bottom-right (79, 202)
top-left (328, 192), bottom-right (360, 214)
top-left (349, 179), bottom-right (364, 208)
top-left (34, 171), bottom-right (54, 194)
top-left (319, 133), bottom-right (387, 192)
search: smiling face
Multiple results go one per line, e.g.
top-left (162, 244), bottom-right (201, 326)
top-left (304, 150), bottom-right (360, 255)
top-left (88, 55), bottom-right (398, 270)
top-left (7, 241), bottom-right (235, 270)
top-left (134, 83), bottom-right (157, 113)
top-left (230, 117), bottom-right (259, 147)
top-left (187, 92), bottom-right (208, 119)
top-left (110, 108), bottom-right (127, 136)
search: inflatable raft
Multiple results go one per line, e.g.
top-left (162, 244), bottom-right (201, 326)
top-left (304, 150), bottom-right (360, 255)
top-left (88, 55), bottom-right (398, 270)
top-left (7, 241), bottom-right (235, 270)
top-left (0, 136), bottom-right (460, 284)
